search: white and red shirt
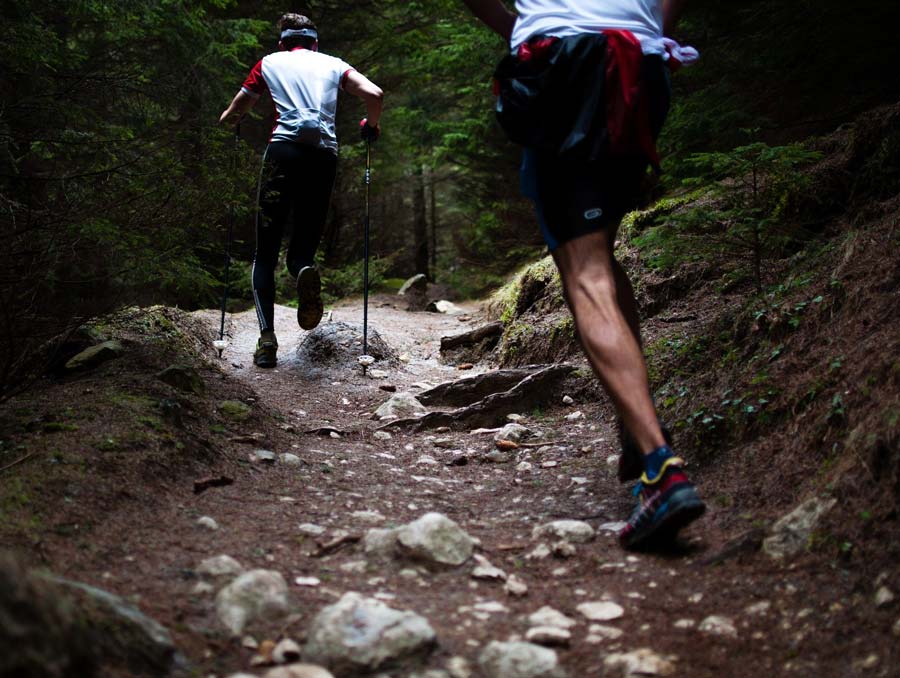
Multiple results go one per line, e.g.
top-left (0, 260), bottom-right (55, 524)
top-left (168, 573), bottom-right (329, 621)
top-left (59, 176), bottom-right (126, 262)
top-left (511, 0), bottom-right (665, 55)
top-left (242, 47), bottom-right (354, 153)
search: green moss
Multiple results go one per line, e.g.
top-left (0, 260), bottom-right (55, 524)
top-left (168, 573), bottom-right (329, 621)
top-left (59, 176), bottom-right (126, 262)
top-left (42, 422), bottom-right (80, 433)
top-left (218, 400), bottom-right (252, 421)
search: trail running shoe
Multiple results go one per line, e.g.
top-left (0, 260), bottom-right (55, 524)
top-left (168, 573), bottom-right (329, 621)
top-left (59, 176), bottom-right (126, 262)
top-left (618, 421), bottom-right (674, 483)
top-left (618, 457), bottom-right (705, 550)
top-left (296, 266), bottom-right (324, 330)
top-left (253, 337), bottom-right (278, 368)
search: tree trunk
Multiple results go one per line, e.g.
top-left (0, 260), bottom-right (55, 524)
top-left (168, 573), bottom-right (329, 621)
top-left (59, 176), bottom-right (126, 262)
top-left (413, 164), bottom-right (429, 279)
top-left (428, 165), bottom-right (437, 281)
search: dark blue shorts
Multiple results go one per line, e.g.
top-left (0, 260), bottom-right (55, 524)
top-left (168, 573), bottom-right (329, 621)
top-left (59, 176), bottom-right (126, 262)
top-left (521, 55), bottom-right (671, 250)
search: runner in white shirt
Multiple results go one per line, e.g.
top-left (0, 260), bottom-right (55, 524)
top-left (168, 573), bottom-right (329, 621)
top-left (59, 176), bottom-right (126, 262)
top-left (219, 13), bottom-right (383, 368)
top-left (462, 0), bottom-right (704, 551)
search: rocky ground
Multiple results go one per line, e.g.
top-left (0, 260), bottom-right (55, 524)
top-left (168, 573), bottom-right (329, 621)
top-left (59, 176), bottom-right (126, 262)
top-left (2, 290), bottom-right (898, 678)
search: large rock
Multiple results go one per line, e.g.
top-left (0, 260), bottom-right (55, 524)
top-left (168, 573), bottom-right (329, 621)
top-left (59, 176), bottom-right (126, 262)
top-left (762, 497), bottom-right (837, 559)
top-left (375, 392), bottom-right (427, 420)
top-left (531, 520), bottom-right (595, 544)
top-left (396, 513), bottom-right (475, 566)
top-left (215, 570), bottom-right (289, 635)
top-left (603, 648), bottom-right (675, 677)
top-left (304, 592), bottom-right (436, 673)
top-left (0, 552), bottom-right (175, 677)
top-left (363, 527), bottom-right (401, 559)
top-left (297, 321), bottom-right (397, 372)
top-left (398, 274), bottom-right (429, 311)
top-left (64, 340), bottom-right (124, 371)
top-left (156, 364), bottom-right (205, 395)
top-left (478, 641), bottom-right (566, 678)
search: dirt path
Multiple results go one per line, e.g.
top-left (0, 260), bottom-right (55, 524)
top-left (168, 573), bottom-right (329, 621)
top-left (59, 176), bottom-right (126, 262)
top-left (7, 296), bottom-right (893, 677)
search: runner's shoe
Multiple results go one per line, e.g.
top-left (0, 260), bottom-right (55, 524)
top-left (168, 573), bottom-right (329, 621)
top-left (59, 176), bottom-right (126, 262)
top-left (618, 456), bottom-right (705, 550)
top-left (296, 266), bottom-right (324, 330)
top-left (618, 420), bottom-right (674, 483)
top-left (253, 337), bottom-right (278, 368)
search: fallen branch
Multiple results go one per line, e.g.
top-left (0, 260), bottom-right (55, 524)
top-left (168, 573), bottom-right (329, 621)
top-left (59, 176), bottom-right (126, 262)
top-left (0, 451), bottom-right (38, 474)
top-left (310, 534), bottom-right (362, 558)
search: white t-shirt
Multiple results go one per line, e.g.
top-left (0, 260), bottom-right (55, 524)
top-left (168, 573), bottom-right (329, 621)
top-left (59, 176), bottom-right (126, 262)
top-left (511, 0), bottom-right (665, 55)
top-left (242, 48), bottom-right (354, 152)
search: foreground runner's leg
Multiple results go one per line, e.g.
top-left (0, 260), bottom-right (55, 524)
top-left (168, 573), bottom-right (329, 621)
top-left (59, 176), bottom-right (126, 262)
top-left (552, 230), bottom-right (704, 549)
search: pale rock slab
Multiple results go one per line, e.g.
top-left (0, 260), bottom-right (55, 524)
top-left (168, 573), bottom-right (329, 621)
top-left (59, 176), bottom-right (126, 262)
top-left (375, 392), bottom-right (427, 420)
top-left (698, 615), bottom-right (738, 638)
top-left (528, 606), bottom-right (577, 630)
top-left (263, 665), bottom-right (336, 678)
top-left (577, 601), bottom-right (624, 622)
top-left (478, 641), bottom-right (566, 678)
top-left (215, 569), bottom-right (289, 635)
top-left (763, 497), bottom-right (837, 559)
top-left (604, 648), bottom-right (675, 677)
top-left (471, 554), bottom-right (507, 581)
top-left (531, 520), bottom-right (595, 544)
top-left (505, 574), bottom-right (529, 597)
top-left (396, 513), bottom-right (474, 566)
top-left (304, 592), bottom-right (436, 673)
top-left (494, 423), bottom-right (531, 443)
top-left (197, 555), bottom-right (243, 580)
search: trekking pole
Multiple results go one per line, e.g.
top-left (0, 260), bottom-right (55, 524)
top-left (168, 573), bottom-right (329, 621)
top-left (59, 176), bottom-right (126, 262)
top-left (214, 121), bottom-right (241, 358)
top-left (358, 138), bottom-right (375, 375)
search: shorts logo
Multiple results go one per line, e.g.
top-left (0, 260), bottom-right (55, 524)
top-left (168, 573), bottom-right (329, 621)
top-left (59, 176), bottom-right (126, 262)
top-left (584, 208), bottom-right (603, 220)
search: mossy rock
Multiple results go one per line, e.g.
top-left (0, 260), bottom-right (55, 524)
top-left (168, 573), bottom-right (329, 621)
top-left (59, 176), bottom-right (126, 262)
top-left (64, 341), bottom-right (124, 372)
top-left (219, 400), bottom-right (252, 421)
top-left (156, 365), bottom-right (205, 395)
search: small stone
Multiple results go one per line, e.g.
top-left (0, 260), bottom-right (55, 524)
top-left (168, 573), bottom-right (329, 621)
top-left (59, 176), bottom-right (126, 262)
top-left (416, 455), bottom-right (439, 465)
top-left (763, 496), bottom-right (837, 560)
top-left (373, 430), bottom-right (393, 441)
top-left (859, 654), bottom-right (879, 670)
top-left (369, 369), bottom-right (389, 379)
top-left (525, 626), bottom-right (571, 647)
top-left (197, 555), bottom-right (243, 579)
top-left (156, 364), bottom-right (205, 395)
top-left (875, 586), bottom-right (895, 608)
top-left (505, 574), bottom-right (528, 597)
top-left (604, 648), bottom-right (675, 677)
top-left (295, 577), bottom-right (321, 587)
top-left (478, 640), bottom-right (566, 678)
top-left (279, 453), bottom-right (302, 465)
top-left (197, 516), bottom-right (219, 531)
top-left (65, 340), bottom-right (124, 371)
top-left (551, 541), bottom-right (576, 558)
top-left (698, 615), bottom-right (738, 638)
top-left (532, 520), bottom-right (595, 544)
top-left (375, 392), bottom-right (427, 420)
top-left (482, 450), bottom-right (511, 463)
top-left (577, 601), bottom-right (624, 622)
top-left (263, 665), bottom-right (336, 678)
top-left (688, 593), bottom-right (703, 604)
top-left (298, 523), bottom-right (326, 536)
top-left (251, 449), bottom-right (277, 463)
top-left (606, 455), bottom-right (621, 471)
top-left (447, 656), bottom-right (473, 678)
top-left (587, 624), bottom-right (624, 640)
top-left (242, 635), bottom-right (259, 649)
top-left (562, 395), bottom-right (574, 405)
top-left (219, 400), bottom-right (252, 421)
top-left (516, 461), bottom-right (533, 472)
top-left (396, 513), bottom-right (475, 566)
top-left (673, 618), bottom-right (696, 629)
top-left (526, 544), bottom-right (552, 560)
top-left (472, 554), bottom-right (507, 581)
top-left (892, 617), bottom-right (900, 637)
top-left (564, 411), bottom-right (584, 421)
top-left (597, 521), bottom-right (628, 533)
top-left (541, 460), bottom-right (558, 468)
top-left (507, 414), bottom-right (524, 422)
top-left (192, 581), bottom-right (215, 595)
top-left (474, 601), bottom-right (509, 614)
top-left (215, 570), bottom-right (289, 635)
top-left (351, 509), bottom-right (386, 524)
top-left (494, 423), bottom-right (531, 443)
top-left (745, 601), bottom-right (771, 615)
top-left (273, 638), bottom-right (302, 664)
top-left (339, 560), bottom-right (367, 573)
top-left (528, 606), bottom-right (576, 630)
top-left (433, 438), bottom-right (456, 448)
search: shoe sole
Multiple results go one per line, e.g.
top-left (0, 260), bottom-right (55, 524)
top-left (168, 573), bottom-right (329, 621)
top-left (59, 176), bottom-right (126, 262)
top-left (254, 353), bottom-right (277, 368)
top-left (296, 267), bottom-right (324, 331)
top-left (621, 488), bottom-right (706, 550)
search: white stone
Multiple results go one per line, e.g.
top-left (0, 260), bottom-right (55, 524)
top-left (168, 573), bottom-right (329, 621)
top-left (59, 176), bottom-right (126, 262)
top-left (298, 523), bottom-right (326, 537)
top-left (215, 570), bottom-right (289, 635)
top-left (279, 453), bottom-right (302, 465)
top-left (604, 648), bottom-right (675, 677)
top-left (373, 430), bottom-right (393, 441)
top-left (875, 587), bottom-right (895, 608)
top-left (416, 455), bottom-right (440, 465)
top-left (339, 560), bottom-right (367, 573)
top-left (699, 615), bottom-right (738, 639)
top-left (494, 423), bottom-right (531, 443)
top-left (525, 626), bottom-right (571, 647)
top-left (262, 664), bottom-right (336, 678)
top-left (505, 574), bottom-right (529, 597)
top-left (197, 516), bottom-right (219, 531)
top-left (396, 513), bottom-right (474, 566)
top-left (478, 641), bottom-right (566, 678)
top-left (587, 623), bottom-right (624, 640)
top-left (564, 411), bottom-right (584, 421)
top-left (295, 577), bottom-right (321, 587)
top-left (516, 461), bottom-right (534, 472)
top-left (304, 592), bottom-right (436, 672)
top-left (375, 392), bottom-right (426, 420)
top-left (474, 601), bottom-right (508, 613)
top-left (673, 618), bottom-right (696, 629)
top-left (562, 395), bottom-right (574, 405)
top-left (526, 544), bottom-right (552, 560)
top-left (272, 638), bottom-right (302, 664)
top-left (507, 414), bottom-right (524, 422)
top-left (250, 449), bottom-right (277, 463)
top-left (447, 656), bottom-right (473, 678)
top-left (472, 554), bottom-right (507, 581)
top-left (352, 510), bottom-right (386, 524)
top-left (745, 601), bottom-right (771, 615)
top-left (528, 606), bottom-right (576, 629)
top-left (763, 497), bottom-right (837, 559)
top-left (577, 601), bottom-right (624, 622)
top-left (532, 520), bottom-right (595, 544)
top-left (551, 541), bottom-right (576, 558)
top-left (197, 555), bottom-right (243, 580)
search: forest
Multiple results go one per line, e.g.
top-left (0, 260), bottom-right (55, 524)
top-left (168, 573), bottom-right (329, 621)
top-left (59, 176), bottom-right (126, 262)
top-left (1, 1), bottom-right (899, 677)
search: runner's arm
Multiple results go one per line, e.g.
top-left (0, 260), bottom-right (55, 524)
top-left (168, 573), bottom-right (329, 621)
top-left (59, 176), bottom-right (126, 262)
top-left (663, 0), bottom-right (688, 36)
top-left (460, 0), bottom-right (516, 41)
top-left (343, 71), bottom-right (384, 127)
top-left (219, 90), bottom-right (255, 126)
